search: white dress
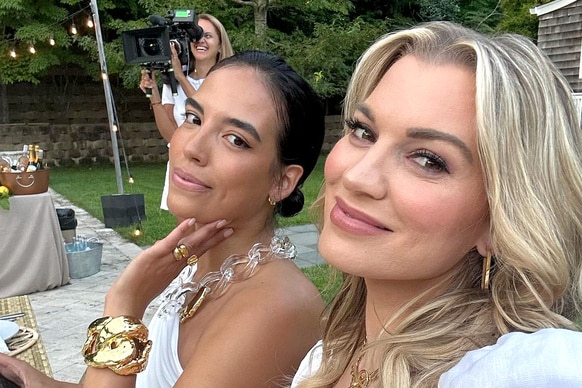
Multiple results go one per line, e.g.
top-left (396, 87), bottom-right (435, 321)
top-left (135, 264), bottom-right (197, 388)
top-left (159, 75), bottom-right (204, 211)
top-left (292, 329), bottom-right (582, 387)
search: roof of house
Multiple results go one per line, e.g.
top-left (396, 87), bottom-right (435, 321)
top-left (530, 0), bottom-right (577, 16)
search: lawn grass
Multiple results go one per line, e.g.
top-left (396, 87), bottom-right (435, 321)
top-left (302, 264), bottom-right (342, 304)
top-left (49, 156), bottom-right (326, 247)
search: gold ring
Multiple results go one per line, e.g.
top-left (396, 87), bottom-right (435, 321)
top-left (187, 254), bottom-right (199, 266)
top-left (173, 244), bottom-right (189, 261)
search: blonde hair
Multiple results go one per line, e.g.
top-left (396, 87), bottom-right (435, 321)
top-left (299, 21), bottom-right (582, 388)
top-left (197, 13), bottom-right (234, 62)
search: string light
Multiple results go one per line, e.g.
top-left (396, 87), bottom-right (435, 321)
top-left (128, 176), bottom-right (135, 184)
top-left (132, 223), bottom-right (143, 238)
top-left (101, 71), bottom-right (108, 80)
top-left (5, 4), bottom-right (92, 58)
top-left (111, 123), bottom-right (118, 132)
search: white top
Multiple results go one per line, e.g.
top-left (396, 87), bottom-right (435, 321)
top-left (135, 265), bottom-right (199, 388)
top-left (159, 75), bottom-right (204, 210)
top-left (161, 75), bottom-right (203, 126)
top-left (439, 328), bottom-right (582, 387)
top-left (291, 340), bottom-right (323, 387)
top-left (292, 329), bottom-right (582, 387)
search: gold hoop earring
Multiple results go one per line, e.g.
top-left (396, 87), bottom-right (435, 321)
top-left (268, 197), bottom-right (276, 206)
top-left (481, 251), bottom-right (492, 291)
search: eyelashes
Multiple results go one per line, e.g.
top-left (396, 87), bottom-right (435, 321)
top-left (182, 112), bottom-right (251, 150)
top-left (345, 118), bottom-right (450, 174)
top-left (345, 118), bottom-right (375, 142)
top-left (411, 149), bottom-right (449, 173)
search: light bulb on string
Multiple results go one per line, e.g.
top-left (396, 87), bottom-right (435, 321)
top-left (9, 49), bottom-right (16, 58)
top-left (87, 17), bottom-right (94, 28)
top-left (70, 23), bottom-right (77, 35)
top-left (132, 223), bottom-right (143, 238)
top-left (128, 176), bottom-right (135, 184)
top-left (111, 123), bottom-right (118, 132)
top-left (28, 45), bottom-right (36, 54)
top-left (101, 72), bottom-right (108, 80)
top-left (49, 36), bottom-right (55, 46)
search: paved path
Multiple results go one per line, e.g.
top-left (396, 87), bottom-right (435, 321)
top-left (26, 189), bottom-right (323, 383)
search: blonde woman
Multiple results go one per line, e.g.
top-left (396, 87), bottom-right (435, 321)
top-left (292, 21), bottom-right (582, 387)
top-left (140, 13), bottom-right (234, 212)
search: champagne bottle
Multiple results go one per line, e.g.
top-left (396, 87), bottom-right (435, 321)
top-left (27, 144), bottom-right (37, 172)
top-left (36, 149), bottom-right (44, 170)
top-left (29, 144), bottom-right (36, 162)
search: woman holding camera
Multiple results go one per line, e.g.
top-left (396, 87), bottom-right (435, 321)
top-left (140, 13), bottom-right (234, 212)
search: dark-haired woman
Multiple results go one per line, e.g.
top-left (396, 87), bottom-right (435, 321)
top-left (140, 14), bottom-right (234, 213)
top-left (0, 51), bottom-right (326, 388)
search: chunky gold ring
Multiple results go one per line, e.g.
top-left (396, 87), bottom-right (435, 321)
top-left (173, 244), bottom-right (189, 261)
top-left (187, 254), bottom-right (199, 266)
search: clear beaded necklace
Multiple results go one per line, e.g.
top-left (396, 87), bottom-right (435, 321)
top-left (158, 236), bottom-right (296, 323)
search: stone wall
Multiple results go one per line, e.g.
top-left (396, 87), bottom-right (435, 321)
top-left (1, 80), bottom-right (342, 166)
top-left (3, 78), bottom-right (153, 125)
top-left (0, 118), bottom-right (342, 167)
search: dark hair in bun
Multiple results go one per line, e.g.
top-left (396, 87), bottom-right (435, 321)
top-left (211, 50), bottom-right (325, 217)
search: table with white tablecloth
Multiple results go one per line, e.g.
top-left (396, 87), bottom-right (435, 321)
top-left (0, 192), bottom-right (69, 297)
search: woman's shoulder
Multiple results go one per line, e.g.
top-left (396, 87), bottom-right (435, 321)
top-left (238, 260), bottom-right (323, 315)
top-left (439, 328), bottom-right (582, 388)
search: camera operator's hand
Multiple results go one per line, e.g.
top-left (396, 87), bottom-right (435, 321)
top-left (139, 69), bottom-right (161, 103)
top-left (170, 45), bottom-right (187, 85)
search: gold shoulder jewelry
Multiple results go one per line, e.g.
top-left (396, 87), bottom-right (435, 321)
top-left (349, 342), bottom-right (379, 387)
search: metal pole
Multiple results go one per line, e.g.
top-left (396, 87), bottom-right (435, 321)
top-left (90, 0), bottom-right (124, 194)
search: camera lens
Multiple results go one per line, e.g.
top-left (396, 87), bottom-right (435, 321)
top-left (142, 38), bottom-right (161, 56)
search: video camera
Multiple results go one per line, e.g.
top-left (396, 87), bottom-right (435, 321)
top-left (121, 9), bottom-right (203, 95)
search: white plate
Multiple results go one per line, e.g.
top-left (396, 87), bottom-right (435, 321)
top-left (0, 320), bottom-right (19, 340)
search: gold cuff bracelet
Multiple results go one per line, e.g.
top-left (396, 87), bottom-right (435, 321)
top-left (82, 316), bottom-right (152, 376)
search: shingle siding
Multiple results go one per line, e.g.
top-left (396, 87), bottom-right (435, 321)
top-left (535, 0), bottom-right (582, 92)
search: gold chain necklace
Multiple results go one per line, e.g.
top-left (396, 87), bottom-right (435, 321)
top-left (349, 342), bottom-right (379, 387)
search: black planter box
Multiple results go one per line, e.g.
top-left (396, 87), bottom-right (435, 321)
top-left (101, 194), bottom-right (146, 228)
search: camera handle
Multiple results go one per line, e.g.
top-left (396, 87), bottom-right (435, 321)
top-left (167, 68), bottom-right (179, 97)
top-left (144, 69), bottom-right (153, 98)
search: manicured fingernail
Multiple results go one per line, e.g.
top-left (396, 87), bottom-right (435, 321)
top-left (223, 228), bottom-right (234, 237)
top-left (216, 219), bottom-right (228, 228)
top-left (188, 218), bottom-right (196, 226)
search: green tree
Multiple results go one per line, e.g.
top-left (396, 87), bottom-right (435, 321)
top-left (1, 0), bottom-right (550, 123)
top-left (0, 1), bottom-right (90, 85)
top-left (458, 0), bottom-right (503, 33)
top-left (497, 0), bottom-right (549, 40)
